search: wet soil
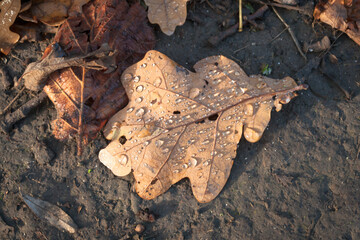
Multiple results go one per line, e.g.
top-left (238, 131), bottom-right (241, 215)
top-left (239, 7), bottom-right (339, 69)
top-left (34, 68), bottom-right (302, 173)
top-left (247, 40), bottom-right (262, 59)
top-left (1, 1), bottom-right (360, 239)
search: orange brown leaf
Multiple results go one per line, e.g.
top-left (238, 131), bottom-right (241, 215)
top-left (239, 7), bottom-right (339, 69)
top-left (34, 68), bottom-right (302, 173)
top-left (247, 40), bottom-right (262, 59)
top-left (314, 0), bottom-right (360, 45)
top-left (41, 0), bottom-right (155, 153)
top-left (99, 50), bottom-right (307, 203)
top-left (145, 0), bottom-right (189, 35)
top-left (0, 0), bottom-right (21, 54)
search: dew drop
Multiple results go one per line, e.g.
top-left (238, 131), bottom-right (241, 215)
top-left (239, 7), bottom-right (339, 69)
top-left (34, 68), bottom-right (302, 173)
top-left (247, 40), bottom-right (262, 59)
top-left (155, 139), bottom-right (164, 147)
top-left (182, 164), bottom-right (188, 169)
top-left (136, 85), bottom-right (144, 92)
top-left (173, 169), bottom-right (180, 173)
top-left (118, 154), bottom-right (128, 165)
top-left (201, 139), bottom-right (210, 145)
top-left (133, 76), bottom-right (140, 83)
top-left (127, 107), bottom-right (134, 113)
top-left (135, 97), bottom-right (143, 103)
top-left (144, 141), bottom-right (150, 146)
top-left (162, 148), bottom-right (169, 153)
top-left (190, 157), bottom-right (198, 167)
top-left (189, 88), bottom-right (200, 98)
top-left (123, 73), bottom-right (133, 82)
top-left (135, 107), bottom-right (145, 117)
top-left (203, 160), bottom-right (210, 166)
top-left (153, 77), bottom-right (162, 87)
top-left (140, 63), bottom-right (147, 68)
top-left (175, 98), bottom-right (183, 103)
top-left (235, 71), bottom-right (240, 76)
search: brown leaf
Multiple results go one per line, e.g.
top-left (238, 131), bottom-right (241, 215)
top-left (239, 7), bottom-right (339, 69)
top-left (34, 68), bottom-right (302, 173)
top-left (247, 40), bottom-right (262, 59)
top-left (99, 51), bottom-right (307, 203)
top-left (314, 0), bottom-right (360, 45)
top-left (22, 193), bottom-right (78, 234)
top-left (42, 0), bottom-right (155, 153)
top-left (145, 0), bottom-right (189, 35)
top-left (21, 0), bottom-right (90, 26)
top-left (0, 0), bottom-right (21, 54)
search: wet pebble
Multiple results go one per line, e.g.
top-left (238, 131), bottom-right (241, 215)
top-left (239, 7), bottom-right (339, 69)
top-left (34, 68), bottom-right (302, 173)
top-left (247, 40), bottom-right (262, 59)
top-left (135, 224), bottom-right (145, 233)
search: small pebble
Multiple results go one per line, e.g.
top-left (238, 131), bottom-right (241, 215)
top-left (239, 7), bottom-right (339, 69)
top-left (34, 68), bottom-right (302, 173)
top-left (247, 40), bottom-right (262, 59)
top-left (135, 224), bottom-right (145, 233)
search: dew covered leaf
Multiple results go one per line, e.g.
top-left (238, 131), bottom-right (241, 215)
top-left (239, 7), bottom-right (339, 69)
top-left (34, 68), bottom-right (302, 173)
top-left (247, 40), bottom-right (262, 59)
top-left (99, 50), bottom-right (307, 203)
top-left (314, 0), bottom-right (360, 45)
top-left (145, 0), bottom-right (189, 35)
top-left (0, 0), bottom-right (21, 54)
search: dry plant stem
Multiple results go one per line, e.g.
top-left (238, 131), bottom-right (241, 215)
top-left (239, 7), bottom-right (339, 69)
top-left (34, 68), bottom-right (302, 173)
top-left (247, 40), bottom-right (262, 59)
top-left (271, 6), bottom-right (307, 60)
top-left (0, 91), bottom-right (47, 133)
top-left (77, 67), bottom-right (85, 155)
top-left (239, 0), bottom-right (243, 32)
top-left (250, 0), bottom-right (312, 16)
top-left (208, 5), bottom-right (268, 46)
top-left (0, 86), bottom-right (25, 115)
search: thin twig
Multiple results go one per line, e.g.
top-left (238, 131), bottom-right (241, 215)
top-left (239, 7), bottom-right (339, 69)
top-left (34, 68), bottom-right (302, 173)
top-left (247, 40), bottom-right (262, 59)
top-left (268, 27), bottom-right (288, 43)
top-left (239, 0), bottom-right (243, 32)
top-left (272, 6), bottom-right (307, 60)
top-left (249, 0), bottom-right (313, 17)
top-left (0, 86), bottom-right (26, 115)
top-left (77, 67), bottom-right (85, 156)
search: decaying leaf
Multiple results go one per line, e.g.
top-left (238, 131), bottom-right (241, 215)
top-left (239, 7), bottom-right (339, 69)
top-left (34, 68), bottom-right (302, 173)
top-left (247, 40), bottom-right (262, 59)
top-left (99, 50), bottom-right (307, 203)
top-left (0, 0), bottom-right (21, 54)
top-left (314, 0), bottom-right (360, 45)
top-left (20, 0), bottom-right (90, 26)
top-left (145, 0), bottom-right (189, 35)
top-left (23, 43), bottom-right (116, 91)
top-left (41, 0), bottom-right (155, 153)
top-left (22, 193), bottom-right (78, 233)
top-left (303, 36), bottom-right (331, 53)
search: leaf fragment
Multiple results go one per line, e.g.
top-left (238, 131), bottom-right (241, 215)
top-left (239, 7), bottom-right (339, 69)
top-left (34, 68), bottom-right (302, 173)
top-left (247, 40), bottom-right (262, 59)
top-left (22, 193), bottom-right (78, 234)
top-left (99, 50), bottom-right (307, 203)
top-left (145, 0), bottom-right (189, 35)
top-left (0, 0), bottom-right (21, 54)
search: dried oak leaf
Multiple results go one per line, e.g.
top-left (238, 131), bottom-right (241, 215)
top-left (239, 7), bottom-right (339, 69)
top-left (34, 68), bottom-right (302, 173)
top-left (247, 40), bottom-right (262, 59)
top-left (314, 0), bottom-right (360, 45)
top-left (145, 0), bottom-right (189, 35)
top-left (0, 0), bottom-right (21, 54)
top-left (99, 50), bottom-right (307, 203)
top-left (42, 0), bottom-right (155, 151)
top-left (20, 0), bottom-right (90, 26)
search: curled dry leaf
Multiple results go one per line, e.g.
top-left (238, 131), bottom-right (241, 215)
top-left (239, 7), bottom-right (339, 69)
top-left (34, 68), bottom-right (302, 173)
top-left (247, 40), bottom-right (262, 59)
top-left (99, 50), bottom-right (307, 203)
top-left (20, 0), bottom-right (90, 26)
top-left (145, 0), bottom-right (189, 35)
top-left (22, 193), bottom-right (78, 234)
top-left (0, 0), bottom-right (21, 54)
top-left (40, 0), bottom-right (155, 153)
top-left (314, 0), bottom-right (360, 45)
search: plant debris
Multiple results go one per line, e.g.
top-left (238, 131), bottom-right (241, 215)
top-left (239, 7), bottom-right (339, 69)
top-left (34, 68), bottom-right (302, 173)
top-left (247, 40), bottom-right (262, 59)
top-left (0, 0), bottom-right (21, 54)
top-left (21, 193), bottom-right (78, 234)
top-left (99, 50), bottom-right (307, 203)
top-left (145, 0), bottom-right (189, 35)
top-left (314, 0), bottom-right (360, 45)
top-left (303, 36), bottom-right (331, 53)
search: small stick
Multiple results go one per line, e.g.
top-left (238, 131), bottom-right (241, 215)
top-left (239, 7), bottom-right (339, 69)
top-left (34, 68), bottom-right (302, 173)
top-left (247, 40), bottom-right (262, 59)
top-left (272, 6), bottom-right (307, 60)
top-left (239, 0), bottom-right (243, 32)
top-left (0, 91), bottom-right (48, 133)
top-left (77, 67), bottom-right (86, 156)
top-left (249, 0), bottom-right (313, 17)
top-left (0, 86), bottom-right (25, 115)
top-left (208, 5), bottom-right (268, 46)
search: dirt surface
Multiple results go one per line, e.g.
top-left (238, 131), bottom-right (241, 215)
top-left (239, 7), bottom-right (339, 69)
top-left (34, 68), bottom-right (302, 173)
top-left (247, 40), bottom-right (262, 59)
top-left (1, 1), bottom-right (360, 239)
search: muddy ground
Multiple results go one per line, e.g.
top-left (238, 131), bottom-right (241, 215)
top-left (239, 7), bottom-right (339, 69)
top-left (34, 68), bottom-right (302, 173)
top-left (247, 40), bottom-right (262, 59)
top-left (0, 0), bottom-right (360, 239)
